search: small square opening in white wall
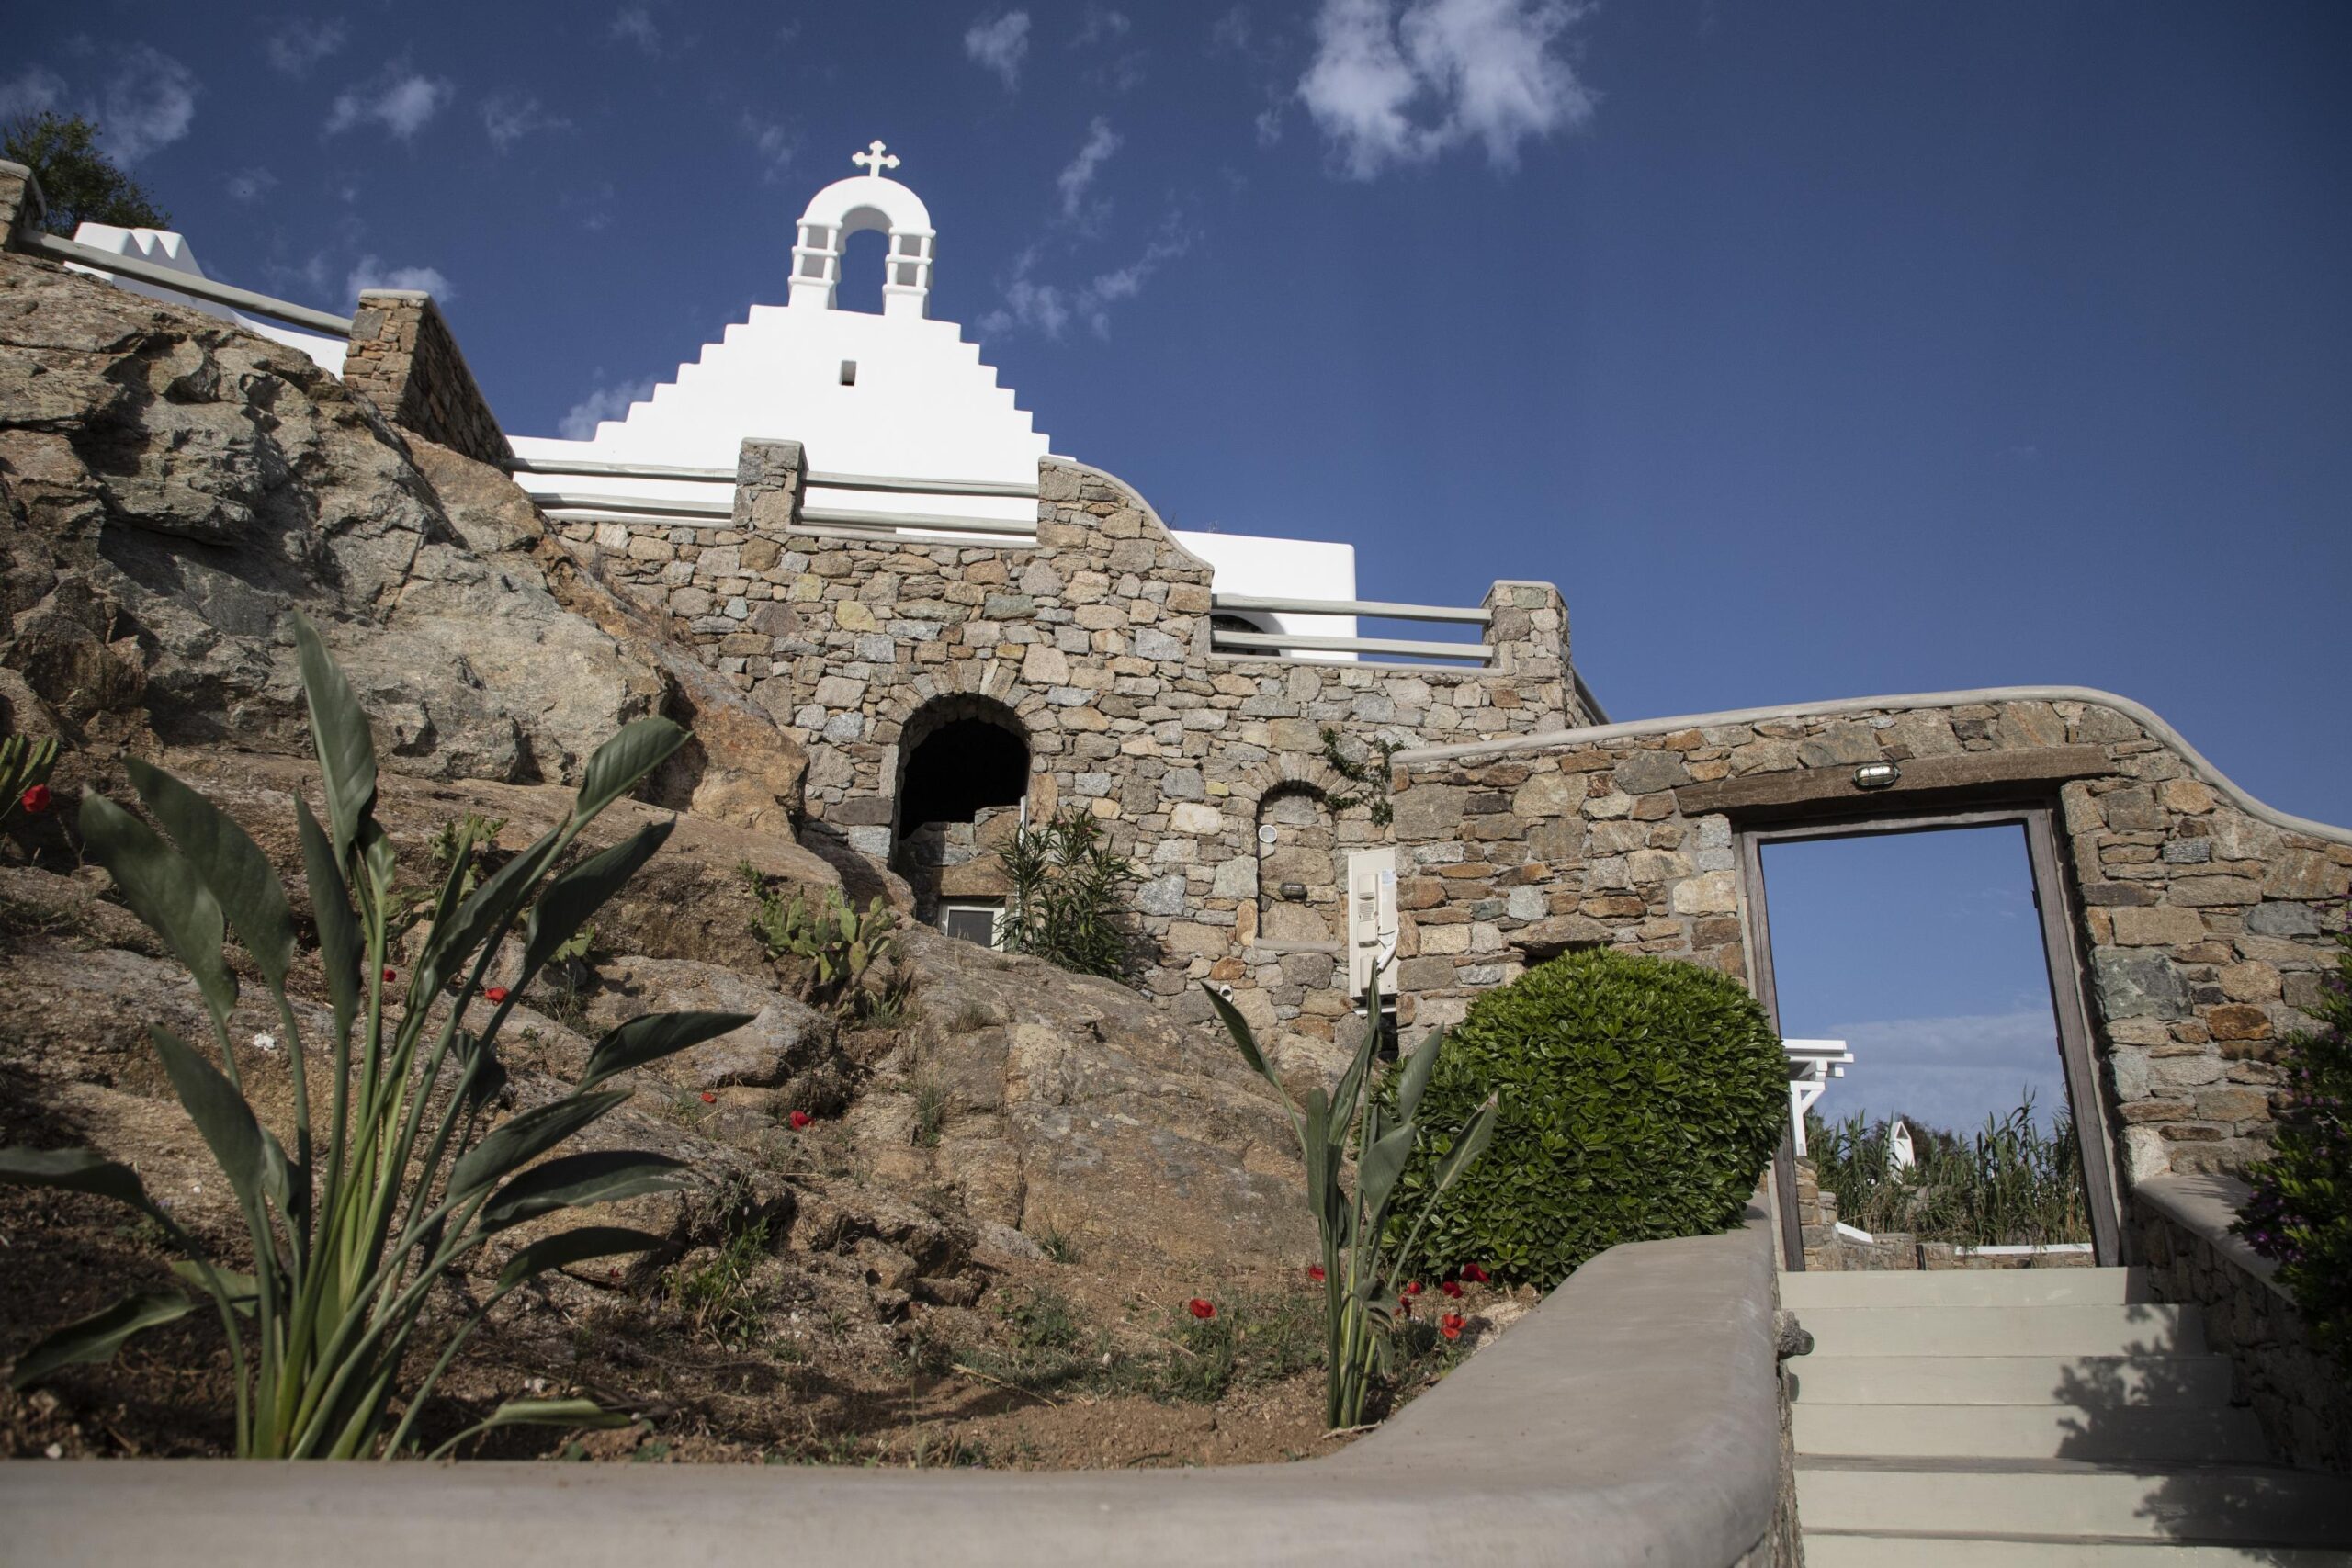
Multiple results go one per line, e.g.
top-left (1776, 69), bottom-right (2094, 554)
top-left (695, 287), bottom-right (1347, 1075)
top-left (839, 359), bottom-right (857, 386)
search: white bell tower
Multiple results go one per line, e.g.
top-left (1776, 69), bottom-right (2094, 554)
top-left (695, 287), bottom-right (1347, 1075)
top-left (787, 140), bottom-right (937, 320)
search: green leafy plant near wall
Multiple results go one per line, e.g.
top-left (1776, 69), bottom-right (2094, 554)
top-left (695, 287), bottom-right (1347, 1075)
top-left (1000, 809), bottom-right (1139, 979)
top-left (2236, 918), bottom-right (2352, 1367)
top-left (1317, 727), bottom-right (1399, 829)
top-left (0, 616), bottom-right (751, 1458)
top-left (1391, 947), bottom-right (1789, 1290)
top-left (1209, 984), bottom-right (1498, 1430)
top-left (741, 867), bottom-right (899, 1010)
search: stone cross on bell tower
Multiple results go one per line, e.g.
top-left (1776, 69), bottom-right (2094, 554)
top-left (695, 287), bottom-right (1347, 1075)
top-left (852, 140), bottom-right (900, 177)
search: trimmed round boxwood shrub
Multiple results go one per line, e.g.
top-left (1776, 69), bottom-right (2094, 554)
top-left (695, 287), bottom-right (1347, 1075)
top-left (1392, 947), bottom-right (1788, 1290)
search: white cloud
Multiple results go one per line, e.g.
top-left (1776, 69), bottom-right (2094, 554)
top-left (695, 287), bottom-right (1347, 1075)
top-left (741, 115), bottom-right (795, 180)
top-left (100, 46), bottom-right (199, 164)
top-left (979, 225), bottom-right (1191, 343)
top-left (324, 67), bottom-right (452, 141)
top-left (609, 7), bottom-right (662, 53)
top-left (265, 18), bottom-right (346, 77)
top-left (225, 166), bottom-right (278, 203)
top-left (558, 375), bottom-right (658, 440)
top-left (0, 66), bottom-right (64, 121)
top-left (1210, 6), bottom-right (1254, 54)
top-left (346, 255), bottom-right (454, 299)
top-left (1055, 117), bottom-right (1121, 221)
top-left (1298, 0), bottom-right (1595, 178)
top-left (481, 90), bottom-right (569, 152)
top-left (1073, 6), bottom-right (1131, 46)
top-left (965, 10), bottom-right (1032, 89)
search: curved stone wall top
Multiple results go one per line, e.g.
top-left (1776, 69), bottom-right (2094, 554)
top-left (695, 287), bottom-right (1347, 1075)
top-left (1378, 687), bottom-right (2350, 1184)
top-left (1392, 684), bottom-right (2352, 850)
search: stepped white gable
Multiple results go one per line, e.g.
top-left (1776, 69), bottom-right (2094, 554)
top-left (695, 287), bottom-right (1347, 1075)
top-left (510, 141), bottom-right (1356, 635)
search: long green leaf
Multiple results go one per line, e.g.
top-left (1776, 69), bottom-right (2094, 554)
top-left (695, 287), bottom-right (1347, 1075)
top-left (296, 798), bottom-right (361, 1045)
top-left (1204, 982), bottom-right (1295, 1110)
top-left (291, 613), bottom-right (378, 865)
top-left (8, 1290), bottom-right (194, 1389)
top-left (1326, 1000), bottom-right (1386, 1157)
top-left (1357, 1120), bottom-right (1418, 1220)
top-left (1430, 1093), bottom-right (1501, 1194)
top-left (571, 717), bottom-right (688, 824)
top-left (79, 793), bottom-right (236, 1032)
top-left (419, 821), bottom-right (565, 993)
top-left (168, 1259), bottom-right (259, 1312)
top-left (447, 1090), bottom-right (631, 1200)
top-left (523, 819), bottom-right (672, 978)
top-left (578, 1011), bottom-right (753, 1092)
top-left (126, 758), bottom-right (295, 992)
top-left (1394, 1025), bottom-right (1446, 1127)
top-left (479, 1149), bottom-right (692, 1233)
top-left (147, 1024), bottom-right (271, 1213)
top-left (495, 1226), bottom-right (666, 1292)
top-left (423, 1397), bottom-right (631, 1461)
top-left (0, 1146), bottom-right (164, 1216)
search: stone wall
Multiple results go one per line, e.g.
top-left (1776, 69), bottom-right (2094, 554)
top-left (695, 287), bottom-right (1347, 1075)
top-left (2134, 1174), bottom-right (2350, 1472)
top-left (553, 443), bottom-right (1597, 1070)
top-left (0, 161), bottom-right (45, 247)
top-left (1379, 694), bottom-right (2350, 1179)
top-left (341, 289), bottom-right (511, 467)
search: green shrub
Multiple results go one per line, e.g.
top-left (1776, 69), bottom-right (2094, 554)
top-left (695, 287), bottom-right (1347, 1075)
top-left (2236, 920), bottom-right (2352, 1367)
top-left (1000, 810), bottom-right (1139, 979)
top-left (1393, 948), bottom-right (1787, 1290)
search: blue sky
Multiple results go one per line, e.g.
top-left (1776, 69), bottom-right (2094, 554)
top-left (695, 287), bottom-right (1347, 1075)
top-left (10, 3), bottom-right (2347, 1094)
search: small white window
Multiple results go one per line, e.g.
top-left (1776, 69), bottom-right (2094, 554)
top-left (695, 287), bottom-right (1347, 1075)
top-left (839, 359), bottom-right (857, 386)
top-left (941, 901), bottom-right (1004, 949)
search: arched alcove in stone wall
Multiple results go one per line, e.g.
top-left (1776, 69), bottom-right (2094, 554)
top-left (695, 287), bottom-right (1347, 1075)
top-left (893, 694), bottom-right (1029, 927)
top-left (1257, 784), bottom-right (1340, 943)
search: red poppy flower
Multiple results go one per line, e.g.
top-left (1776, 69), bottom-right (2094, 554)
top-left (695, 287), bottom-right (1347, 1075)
top-left (483, 986), bottom-right (510, 1003)
top-left (1439, 1313), bottom-right (1464, 1341)
top-left (18, 784), bottom-right (51, 816)
top-left (381, 966), bottom-right (398, 984)
top-left (1463, 1264), bottom-right (1491, 1285)
top-left (788, 1110), bottom-right (813, 1130)
top-left (1402, 1280), bottom-right (1423, 1297)
top-left (699, 1091), bottom-right (717, 1104)
top-left (1306, 1264), bottom-right (1326, 1283)
top-left (1439, 1279), bottom-right (1464, 1299)
top-left (1187, 1298), bottom-right (1216, 1320)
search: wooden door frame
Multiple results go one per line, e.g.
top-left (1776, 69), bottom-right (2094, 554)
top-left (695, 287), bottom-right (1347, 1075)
top-left (1737, 803), bottom-right (2124, 1269)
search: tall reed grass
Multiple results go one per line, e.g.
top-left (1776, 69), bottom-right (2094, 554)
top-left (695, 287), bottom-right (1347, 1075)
top-left (1805, 1092), bottom-right (2090, 1247)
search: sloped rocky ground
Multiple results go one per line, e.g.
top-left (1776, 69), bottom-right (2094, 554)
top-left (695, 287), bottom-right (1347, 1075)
top-left (0, 253), bottom-right (1490, 1466)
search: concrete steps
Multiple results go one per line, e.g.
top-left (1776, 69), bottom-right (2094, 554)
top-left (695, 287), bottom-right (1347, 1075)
top-left (1787, 1266), bottom-right (2352, 1563)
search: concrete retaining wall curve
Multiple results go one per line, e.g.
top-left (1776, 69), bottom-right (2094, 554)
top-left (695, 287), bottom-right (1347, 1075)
top-left (0, 1216), bottom-right (1785, 1567)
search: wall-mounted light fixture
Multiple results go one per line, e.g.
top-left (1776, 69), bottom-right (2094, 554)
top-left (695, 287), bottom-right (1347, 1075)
top-left (1281, 881), bottom-right (1308, 901)
top-left (1853, 761), bottom-right (1901, 790)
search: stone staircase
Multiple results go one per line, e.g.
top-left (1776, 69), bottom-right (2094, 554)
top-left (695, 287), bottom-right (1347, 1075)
top-left (1784, 1267), bottom-right (2352, 1565)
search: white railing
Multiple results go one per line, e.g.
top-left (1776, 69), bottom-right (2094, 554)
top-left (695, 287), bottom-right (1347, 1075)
top-left (1210, 593), bottom-right (1494, 665)
top-left (28, 231), bottom-right (355, 335)
top-left (506, 456), bottom-right (1038, 540)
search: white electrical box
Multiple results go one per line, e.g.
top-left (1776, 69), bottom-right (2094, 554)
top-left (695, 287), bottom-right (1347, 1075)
top-left (1346, 847), bottom-right (1400, 1001)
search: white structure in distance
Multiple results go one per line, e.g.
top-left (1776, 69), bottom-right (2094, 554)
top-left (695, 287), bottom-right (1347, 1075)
top-left (505, 141), bottom-right (1357, 649)
top-left (63, 225), bottom-right (347, 375)
top-left (1782, 1038), bottom-right (1854, 1159)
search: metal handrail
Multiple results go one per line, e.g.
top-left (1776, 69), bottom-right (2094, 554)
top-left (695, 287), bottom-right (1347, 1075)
top-left (30, 231), bottom-right (355, 336)
top-left (1210, 593), bottom-right (1491, 625)
top-left (1213, 630), bottom-right (1495, 663)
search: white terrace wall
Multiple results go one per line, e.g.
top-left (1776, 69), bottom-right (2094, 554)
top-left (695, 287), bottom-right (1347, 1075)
top-left (552, 444), bottom-right (1596, 1070)
top-left (1375, 694), bottom-right (2351, 1183)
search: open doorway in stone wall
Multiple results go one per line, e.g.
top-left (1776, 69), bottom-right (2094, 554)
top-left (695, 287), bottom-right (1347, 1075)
top-left (892, 695), bottom-right (1028, 937)
top-left (1743, 810), bottom-right (2121, 1269)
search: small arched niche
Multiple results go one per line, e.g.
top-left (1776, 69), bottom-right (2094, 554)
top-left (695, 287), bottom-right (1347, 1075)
top-left (892, 694), bottom-right (1029, 933)
top-left (1256, 784), bottom-right (1340, 944)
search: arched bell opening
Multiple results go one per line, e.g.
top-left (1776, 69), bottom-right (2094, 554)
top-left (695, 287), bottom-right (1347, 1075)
top-left (892, 695), bottom-right (1029, 937)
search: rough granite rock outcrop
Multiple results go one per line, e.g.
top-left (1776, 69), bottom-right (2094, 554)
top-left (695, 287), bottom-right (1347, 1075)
top-left (0, 253), bottom-right (802, 828)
